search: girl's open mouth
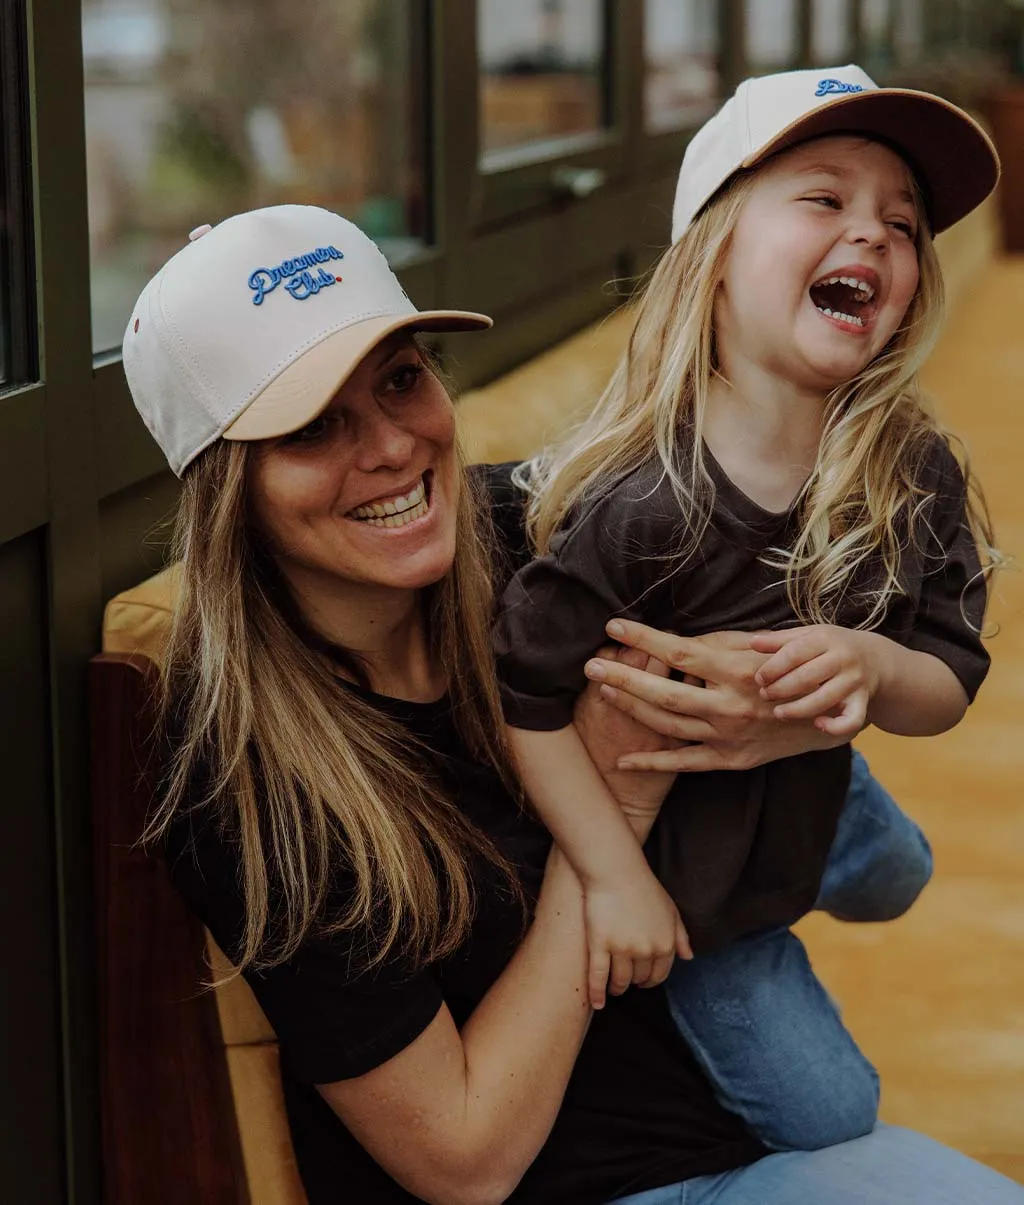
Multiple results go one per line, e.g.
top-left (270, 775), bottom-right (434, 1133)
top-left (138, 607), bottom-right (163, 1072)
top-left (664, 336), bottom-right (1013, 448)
top-left (347, 470), bottom-right (434, 529)
top-left (808, 270), bottom-right (879, 330)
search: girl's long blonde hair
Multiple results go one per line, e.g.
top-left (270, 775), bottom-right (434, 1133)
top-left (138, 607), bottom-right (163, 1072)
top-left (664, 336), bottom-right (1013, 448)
top-left (149, 426), bottom-right (520, 975)
top-left (520, 169), bottom-right (998, 627)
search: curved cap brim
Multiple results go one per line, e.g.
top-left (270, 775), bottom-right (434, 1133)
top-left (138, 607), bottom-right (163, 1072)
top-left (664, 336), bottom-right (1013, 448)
top-left (745, 89), bottom-right (1000, 234)
top-left (223, 309), bottom-right (491, 441)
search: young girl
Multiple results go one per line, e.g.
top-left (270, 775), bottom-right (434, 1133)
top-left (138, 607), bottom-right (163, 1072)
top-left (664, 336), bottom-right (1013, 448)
top-left (495, 64), bottom-right (1000, 1152)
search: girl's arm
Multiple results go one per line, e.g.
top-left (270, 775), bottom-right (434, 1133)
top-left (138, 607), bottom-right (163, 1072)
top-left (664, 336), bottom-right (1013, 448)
top-left (750, 626), bottom-right (968, 737)
top-left (508, 724), bottom-right (690, 1009)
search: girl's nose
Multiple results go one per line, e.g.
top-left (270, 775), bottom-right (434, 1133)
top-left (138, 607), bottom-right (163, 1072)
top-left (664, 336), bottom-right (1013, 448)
top-left (847, 212), bottom-right (890, 253)
top-left (353, 406), bottom-right (416, 472)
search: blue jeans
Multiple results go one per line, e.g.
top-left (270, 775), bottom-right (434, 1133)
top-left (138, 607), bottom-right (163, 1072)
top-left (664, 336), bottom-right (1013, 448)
top-left (611, 1125), bottom-right (1024, 1204)
top-left (664, 750), bottom-right (933, 1151)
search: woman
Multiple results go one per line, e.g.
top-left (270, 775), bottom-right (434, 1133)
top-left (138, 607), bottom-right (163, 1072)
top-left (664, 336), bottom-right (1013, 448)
top-left (123, 203), bottom-right (1022, 1204)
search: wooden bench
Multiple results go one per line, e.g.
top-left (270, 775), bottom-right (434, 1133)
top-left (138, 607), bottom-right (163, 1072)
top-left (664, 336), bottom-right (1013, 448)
top-left (91, 567), bottom-right (307, 1203)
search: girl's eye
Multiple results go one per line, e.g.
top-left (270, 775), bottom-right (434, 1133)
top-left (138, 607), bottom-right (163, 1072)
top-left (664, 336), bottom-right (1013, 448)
top-left (887, 219), bottom-right (916, 238)
top-left (805, 194), bottom-right (841, 210)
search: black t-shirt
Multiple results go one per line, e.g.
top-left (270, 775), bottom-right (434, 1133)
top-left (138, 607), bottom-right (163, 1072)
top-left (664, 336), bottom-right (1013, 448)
top-left (164, 463), bottom-right (767, 1205)
top-left (494, 438), bottom-right (989, 950)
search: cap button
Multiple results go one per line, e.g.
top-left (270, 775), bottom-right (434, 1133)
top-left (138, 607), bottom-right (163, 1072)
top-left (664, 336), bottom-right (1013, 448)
top-left (188, 223), bottom-right (213, 242)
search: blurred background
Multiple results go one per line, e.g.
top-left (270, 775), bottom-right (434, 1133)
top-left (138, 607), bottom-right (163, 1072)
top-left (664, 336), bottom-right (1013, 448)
top-left (1, 2), bottom-right (1023, 1201)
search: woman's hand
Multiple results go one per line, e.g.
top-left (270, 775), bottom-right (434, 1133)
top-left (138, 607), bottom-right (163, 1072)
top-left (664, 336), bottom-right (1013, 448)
top-left (573, 641), bottom-right (679, 838)
top-left (584, 620), bottom-right (854, 772)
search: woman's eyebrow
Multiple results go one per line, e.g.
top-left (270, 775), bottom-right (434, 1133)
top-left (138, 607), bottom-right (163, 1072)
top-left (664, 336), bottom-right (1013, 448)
top-left (373, 339), bottom-right (413, 371)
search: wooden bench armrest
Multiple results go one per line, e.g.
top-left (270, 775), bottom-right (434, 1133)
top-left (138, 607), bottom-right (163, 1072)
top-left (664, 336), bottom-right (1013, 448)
top-left (90, 652), bottom-right (249, 1204)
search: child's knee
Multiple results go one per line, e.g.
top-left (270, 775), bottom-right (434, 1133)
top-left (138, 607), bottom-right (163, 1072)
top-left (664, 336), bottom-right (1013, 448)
top-left (765, 1059), bottom-right (880, 1151)
top-left (828, 834), bottom-right (933, 922)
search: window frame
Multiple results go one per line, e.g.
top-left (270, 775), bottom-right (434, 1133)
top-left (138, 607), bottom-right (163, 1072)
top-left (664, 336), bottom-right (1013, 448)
top-left (0, 0), bottom-right (37, 389)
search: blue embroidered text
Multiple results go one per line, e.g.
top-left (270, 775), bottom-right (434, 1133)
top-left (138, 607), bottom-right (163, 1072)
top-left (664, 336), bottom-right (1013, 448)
top-left (249, 246), bottom-right (345, 305)
top-left (815, 78), bottom-right (865, 97)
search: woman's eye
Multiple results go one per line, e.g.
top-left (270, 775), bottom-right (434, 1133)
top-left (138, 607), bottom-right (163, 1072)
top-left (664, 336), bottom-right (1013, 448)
top-left (283, 415), bottom-right (329, 444)
top-left (385, 362), bottom-right (425, 394)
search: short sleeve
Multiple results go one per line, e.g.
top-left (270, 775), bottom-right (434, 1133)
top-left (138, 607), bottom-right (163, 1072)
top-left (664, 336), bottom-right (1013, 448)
top-left (166, 812), bottom-right (444, 1087)
top-left (493, 467), bottom-right (682, 731)
top-left (471, 461), bottom-right (532, 577)
top-left (245, 934), bottom-right (444, 1085)
top-left (905, 439), bottom-right (990, 702)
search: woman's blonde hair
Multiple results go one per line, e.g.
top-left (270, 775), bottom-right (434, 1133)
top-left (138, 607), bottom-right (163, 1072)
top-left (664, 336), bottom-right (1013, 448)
top-left (149, 396), bottom-right (520, 975)
top-left (520, 162), bottom-right (998, 627)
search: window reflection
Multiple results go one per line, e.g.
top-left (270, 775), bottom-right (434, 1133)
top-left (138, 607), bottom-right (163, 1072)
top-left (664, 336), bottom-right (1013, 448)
top-left (894, 0), bottom-right (924, 64)
top-left (478, 0), bottom-right (608, 162)
top-left (861, 0), bottom-right (893, 76)
top-left (811, 0), bottom-right (851, 66)
top-left (746, 0), bottom-right (798, 73)
top-left (0, 204), bottom-right (8, 384)
top-left (644, 0), bottom-right (720, 134)
top-left (83, 0), bottom-right (427, 355)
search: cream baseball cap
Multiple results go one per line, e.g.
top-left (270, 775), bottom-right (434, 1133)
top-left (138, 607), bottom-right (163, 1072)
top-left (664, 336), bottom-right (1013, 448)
top-left (122, 205), bottom-right (492, 476)
top-left (671, 64), bottom-right (1000, 243)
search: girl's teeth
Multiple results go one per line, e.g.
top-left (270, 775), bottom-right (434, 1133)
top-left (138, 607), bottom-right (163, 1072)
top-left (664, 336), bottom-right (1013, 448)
top-left (818, 306), bottom-right (864, 327)
top-left (821, 274), bottom-right (874, 300)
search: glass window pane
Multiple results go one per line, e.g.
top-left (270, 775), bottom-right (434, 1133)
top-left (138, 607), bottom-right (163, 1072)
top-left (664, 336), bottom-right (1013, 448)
top-left (644, 0), bottom-right (720, 134)
top-left (0, 202), bottom-right (9, 388)
top-left (0, 1), bottom-right (32, 388)
top-left (478, 0), bottom-right (608, 161)
top-left (746, 0), bottom-right (798, 73)
top-left (893, 0), bottom-right (924, 64)
top-left (83, 0), bottom-right (428, 356)
top-left (811, 0), bottom-right (852, 65)
top-left (861, 0), bottom-right (892, 75)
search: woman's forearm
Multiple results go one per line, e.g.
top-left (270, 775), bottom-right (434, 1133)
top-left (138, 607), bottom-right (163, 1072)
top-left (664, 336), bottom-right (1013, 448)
top-left (455, 846), bottom-right (591, 1199)
top-left (324, 847), bottom-right (592, 1205)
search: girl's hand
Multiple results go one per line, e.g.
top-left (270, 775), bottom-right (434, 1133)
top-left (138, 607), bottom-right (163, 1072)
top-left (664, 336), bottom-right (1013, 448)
top-left (584, 869), bottom-right (692, 1010)
top-left (584, 621), bottom-right (853, 772)
top-left (573, 642), bottom-right (679, 839)
top-left (750, 625), bottom-right (884, 738)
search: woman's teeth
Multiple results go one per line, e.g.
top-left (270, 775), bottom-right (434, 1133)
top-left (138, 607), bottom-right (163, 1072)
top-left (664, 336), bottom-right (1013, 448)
top-left (350, 479), bottom-right (428, 527)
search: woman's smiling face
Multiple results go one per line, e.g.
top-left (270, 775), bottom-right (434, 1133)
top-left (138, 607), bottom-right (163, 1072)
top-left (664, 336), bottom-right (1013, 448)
top-left (715, 135), bottom-right (923, 393)
top-left (248, 332), bottom-right (459, 601)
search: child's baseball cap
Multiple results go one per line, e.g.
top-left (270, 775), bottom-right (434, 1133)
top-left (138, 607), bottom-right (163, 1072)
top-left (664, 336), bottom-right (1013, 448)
top-left (122, 205), bottom-right (492, 476)
top-left (672, 64), bottom-right (1000, 242)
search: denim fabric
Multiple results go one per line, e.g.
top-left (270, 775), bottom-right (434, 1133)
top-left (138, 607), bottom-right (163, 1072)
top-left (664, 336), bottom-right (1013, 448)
top-left (815, 749), bottom-right (933, 921)
top-left (664, 925), bottom-right (879, 1150)
top-left (662, 750), bottom-right (930, 1150)
top-left (610, 1126), bottom-right (1024, 1204)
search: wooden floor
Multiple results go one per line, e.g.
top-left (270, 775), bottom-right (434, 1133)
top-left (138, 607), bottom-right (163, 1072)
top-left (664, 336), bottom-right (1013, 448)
top-left (458, 254), bottom-right (1024, 1179)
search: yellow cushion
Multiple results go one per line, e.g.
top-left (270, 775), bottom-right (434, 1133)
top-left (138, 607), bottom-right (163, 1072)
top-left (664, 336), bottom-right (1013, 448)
top-left (102, 562), bottom-right (180, 666)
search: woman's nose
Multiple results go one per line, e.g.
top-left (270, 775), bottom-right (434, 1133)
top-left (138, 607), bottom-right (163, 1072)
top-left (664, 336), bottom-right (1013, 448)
top-left (353, 406), bottom-right (416, 471)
